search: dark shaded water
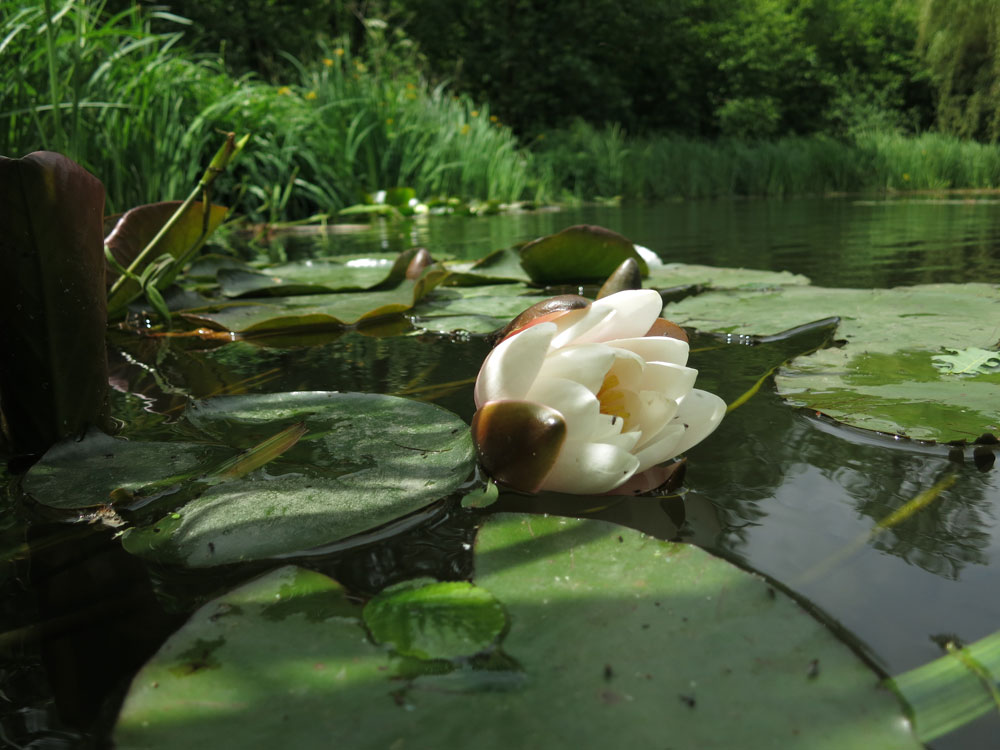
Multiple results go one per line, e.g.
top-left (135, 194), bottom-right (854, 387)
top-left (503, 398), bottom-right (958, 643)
top-left (4, 198), bottom-right (1000, 747)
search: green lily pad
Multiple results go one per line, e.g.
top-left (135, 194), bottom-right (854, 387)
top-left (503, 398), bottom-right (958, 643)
top-left (179, 275), bottom-right (442, 335)
top-left (445, 247), bottom-right (533, 285)
top-left (411, 284), bottom-right (552, 334)
top-left (112, 517), bottom-right (920, 749)
top-left (120, 392), bottom-right (475, 567)
top-left (647, 262), bottom-right (810, 290)
top-left (363, 580), bottom-right (507, 660)
top-left (23, 428), bottom-right (231, 510)
top-left (217, 250), bottom-right (424, 298)
top-left (664, 283), bottom-right (1000, 441)
top-left (113, 566), bottom-right (375, 748)
top-left (519, 225), bottom-right (649, 284)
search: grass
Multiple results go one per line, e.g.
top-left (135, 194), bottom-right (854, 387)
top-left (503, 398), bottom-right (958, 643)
top-left (1, 3), bottom-right (543, 220)
top-left (534, 120), bottom-right (1000, 200)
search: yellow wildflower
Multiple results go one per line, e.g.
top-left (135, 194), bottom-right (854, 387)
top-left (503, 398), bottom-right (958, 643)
top-left (335, 48), bottom-right (345, 56)
top-left (461, 124), bottom-right (471, 135)
top-left (277, 86), bottom-right (292, 96)
top-left (902, 173), bottom-right (911, 182)
top-left (489, 115), bottom-right (498, 123)
top-left (471, 110), bottom-right (479, 117)
top-left (305, 91), bottom-right (318, 101)
top-left (323, 58), bottom-right (334, 67)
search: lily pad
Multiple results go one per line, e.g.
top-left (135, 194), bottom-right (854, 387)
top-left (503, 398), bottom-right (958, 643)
top-left (363, 580), bottom-right (507, 660)
top-left (647, 262), bottom-right (810, 289)
top-left (410, 284), bottom-right (552, 334)
top-left (444, 247), bottom-right (533, 285)
top-left (664, 283), bottom-right (1000, 441)
top-left (112, 516), bottom-right (920, 749)
top-left (23, 429), bottom-right (231, 509)
top-left (120, 392), bottom-right (475, 567)
top-left (179, 275), bottom-right (442, 336)
top-left (217, 250), bottom-right (425, 298)
top-left (519, 225), bottom-right (649, 284)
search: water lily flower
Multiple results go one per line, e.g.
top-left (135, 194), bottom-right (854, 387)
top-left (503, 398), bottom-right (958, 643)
top-left (471, 289), bottom-right (726, 494)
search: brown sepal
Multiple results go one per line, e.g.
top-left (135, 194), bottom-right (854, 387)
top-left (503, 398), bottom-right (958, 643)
top-left (471, 400), bottom-right (567, 493)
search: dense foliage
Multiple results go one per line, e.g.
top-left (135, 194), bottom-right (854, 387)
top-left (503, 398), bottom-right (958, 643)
top-left (6, 0), bottom-right (1000, 219)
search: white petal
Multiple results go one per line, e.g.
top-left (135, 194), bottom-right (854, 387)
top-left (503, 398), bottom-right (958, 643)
top-left (604, 349), bottom-right (645, 388)
top-left (474, 322), bottom-right (555, 407)
top-left (590, 413), bottom-right (643, 452)
top-left (525, 377), bottom-right (601, 436)
top-left (541, 440), bottom-right (640, 494)
top-left (550, 304), bottom-right (615, 349)
top-left (635, 361), bottom-right (698, 402)
top-left (608, 336), bottom-right (690, 366)
top-left (633, 423), bottom-right (686, 472)
top-left (670, 389), bottom-right (727, 455)
top-left (570, 290), bottom-right (663, 343)
top-left (634, 244), bottom-right (663, 266)
top-left (536, 344), bottom-right (615, 393)
top-left (628, 390), bottom-right (679, 450)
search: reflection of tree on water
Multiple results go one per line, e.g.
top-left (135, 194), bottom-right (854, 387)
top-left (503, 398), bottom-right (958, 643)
top-left (674, 327), bottom-right (995, 581)
top-left (836, 451), bottom-right (992, 580)
top-left (789, 414), bottom-right (994, 579)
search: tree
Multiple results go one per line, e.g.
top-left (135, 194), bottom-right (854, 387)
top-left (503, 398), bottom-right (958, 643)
top-left (918, 0), bottom-right (1000, 140)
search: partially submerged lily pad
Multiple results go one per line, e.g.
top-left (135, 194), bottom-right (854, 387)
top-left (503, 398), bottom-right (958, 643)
top-left (120, 392), bottom-right (475, 566)
top-left (664, 283), bottom-right (1000, 441)
top-left (112, 516), bottom-right (920, 749)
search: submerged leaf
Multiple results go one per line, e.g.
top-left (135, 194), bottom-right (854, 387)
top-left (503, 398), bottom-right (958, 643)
top-left (364, 580), bottom-right (507, 660)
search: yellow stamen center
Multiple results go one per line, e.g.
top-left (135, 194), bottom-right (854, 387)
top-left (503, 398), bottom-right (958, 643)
top-left (596, 374), bottom-right (630, 423)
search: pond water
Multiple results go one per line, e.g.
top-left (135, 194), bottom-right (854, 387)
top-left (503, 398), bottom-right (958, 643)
top-left (5, 197), bottom-right (1000, 747)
